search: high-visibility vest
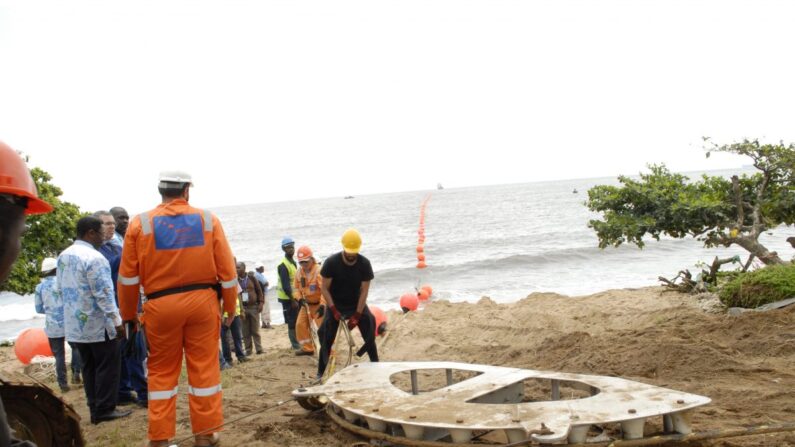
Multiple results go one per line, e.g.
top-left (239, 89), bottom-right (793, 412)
top-left (276, 257), bottom-right (297, 301)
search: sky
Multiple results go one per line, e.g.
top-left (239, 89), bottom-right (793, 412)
top-left (1, 0), bottom-right (793, 214)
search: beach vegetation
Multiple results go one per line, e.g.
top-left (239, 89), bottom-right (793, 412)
top-left (587, 139), bottom-right (795, 270)
top-left (719, 263), bottom-right (795, 308)
top-left (2, 166), bottom-right (83, 294)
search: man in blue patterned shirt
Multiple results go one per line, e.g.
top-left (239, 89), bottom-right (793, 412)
top-left (57, 216), bottom-right (131, 424)
top-left (34, 257), bottom-right (82, 391)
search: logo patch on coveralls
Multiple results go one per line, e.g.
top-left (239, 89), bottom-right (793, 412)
top-left (153, 214), bottom-right (205, 250)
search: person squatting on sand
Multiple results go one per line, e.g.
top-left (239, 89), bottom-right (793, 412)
top-left (276, 237), bottom-right (301, 351)
top-left (237, 261), bottom-right (265, 356)
top-left (117, 171), bottom-right (238, 447)
top-left (292, 245), bottom-right (325, 356)
top-left (317, 228), bottom-right (379, 379)
top-left (34, 257), bottom-right (82, 391)
top-left (58, 216), bottom-right (131, 425)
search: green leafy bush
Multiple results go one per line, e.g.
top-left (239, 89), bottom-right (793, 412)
top-left (2, 167), bottom-right (84, 294)
top-left (719, 263), bottom-right (795, 308)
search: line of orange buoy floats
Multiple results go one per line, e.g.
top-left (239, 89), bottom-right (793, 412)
top-left (367, 195), bottom-right (434, 341)
top-left (12, 196), bottom-right (436, 364)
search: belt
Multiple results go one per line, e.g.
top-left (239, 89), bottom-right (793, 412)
top-left (147, 283), bottom-right (219, 300)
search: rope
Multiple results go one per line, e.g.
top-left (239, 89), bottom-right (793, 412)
top-left (171, 397), bottom-right (296, 445)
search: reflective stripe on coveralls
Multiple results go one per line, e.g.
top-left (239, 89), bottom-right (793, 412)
top-left (119, 275), bottom-right (140, 286)
top-left (188, 384), bottom-right (222, 397)
top-left (118, 200), bottom-right (237, 441)
top-left (294, 263), bottom-right (325, 353)
top-left (149, 385), bottom-right (179, 401)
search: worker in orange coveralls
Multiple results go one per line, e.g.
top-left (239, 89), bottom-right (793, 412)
top-left (292, 245), bottom-right (325, 356)
top-left (117, 171), bottom-right (237, 447)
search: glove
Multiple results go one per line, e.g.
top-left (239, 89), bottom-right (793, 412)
top-left (298, 298), bottom-right (308, 307)
top-left (329, 305), bottom-right (342, 321)
top-left (347, 311), bottom-right (362, 330)
top-left (316, 305), bottom-right (325, 318)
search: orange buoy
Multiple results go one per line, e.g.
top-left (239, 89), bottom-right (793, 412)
top-left (14, 328), bottom-right (53, 365)
top-left (417, 253), bottom-right (426, 262)
top-left (399, 293), bottom-right (419, 312)
top-left (421, 285), bottom-right (433, 297)
top-left (418, 288), bottom-right (430, 301)
top-left (371, 306), bottom-right (388, 336)
top-left (416, 245), bottom-right (424, 253)
top-left (416, 261), bottom-right (427, 269)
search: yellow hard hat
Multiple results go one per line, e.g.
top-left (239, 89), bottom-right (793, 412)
top-left (341, 228), bottom-right (362, 254)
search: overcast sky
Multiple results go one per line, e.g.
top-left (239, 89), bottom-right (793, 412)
top-left (1, 0), bottom-right (793, 214)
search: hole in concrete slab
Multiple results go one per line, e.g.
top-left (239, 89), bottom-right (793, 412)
top-left (390, 369), bottom-right (482, 394)
top-left (468, 379), bottom-right (597, 404)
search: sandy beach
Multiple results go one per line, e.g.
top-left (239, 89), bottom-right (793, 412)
top-left (2, 286), bottom-right (794, 446)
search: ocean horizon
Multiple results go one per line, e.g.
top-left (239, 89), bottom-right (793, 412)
top-left (2, 168), bottom-right (794, 341)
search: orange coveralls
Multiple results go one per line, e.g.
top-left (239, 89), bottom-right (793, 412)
top-left (118, 199), bottom-right (237, 441)
top-left (293, 263), bottom-right (325, 354)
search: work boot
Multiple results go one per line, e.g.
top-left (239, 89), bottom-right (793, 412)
top-left (147, 440), bottom-right (170, 447)
top-left (194, 432), bottom-right (220, 446)
top-left (71, 373), bottom-right (82, 384)
top-left (287, 328), bottom-right (300, 350)
top-left (295, 350), bottom-right (312, 356)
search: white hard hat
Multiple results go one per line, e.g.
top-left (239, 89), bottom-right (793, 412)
top-left (254, 262), bottom-right (264, 269)
top-left (41, 257), bottom-right (57, 273)
top-left (158, 170), bottom-right (193, 188)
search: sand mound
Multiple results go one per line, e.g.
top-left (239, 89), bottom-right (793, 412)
top-left (2, 286), bottom-right (794, 446)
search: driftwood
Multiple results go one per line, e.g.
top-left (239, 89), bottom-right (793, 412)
top-left (659, 256), bottom-right (741, 293)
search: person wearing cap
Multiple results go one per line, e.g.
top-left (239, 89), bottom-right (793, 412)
top-left (292, 245), bottom-right (325, 356)
top-left (254, 262), bottom-right (272, 329)
top-left (35, 257), bottom-right (82, 391)
top-left (276, 237), bottom-right (301, 350)
top-left (117, 171), bottom-right (238, 447)
top-left (317, 229), bottom-right (379, 379)
top-left (0, 140), bottom-right (53, 446)
top-left (237, 261), bottom-right (264, 356)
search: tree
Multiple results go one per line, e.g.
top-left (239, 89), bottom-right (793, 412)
top-left (2, 166), bottom-right (83, 294)
top-left (587, 139), bottom-right (795, 267)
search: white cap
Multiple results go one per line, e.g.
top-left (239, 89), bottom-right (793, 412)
top-left (41, 257), bottom-right (57, 273)
top-left (254, 262), bottom-right (264, 269)
top-left (158, 170), bottom-right (193, 188)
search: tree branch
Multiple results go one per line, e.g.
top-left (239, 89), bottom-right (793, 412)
top-left (732, 175), bottom-right (744, 230)
top-left (752, 171), bottom-right (771, 238)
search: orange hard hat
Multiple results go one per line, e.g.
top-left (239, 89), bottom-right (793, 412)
top-left (0, 141), bottom-right (52, 215)
top-left (296, 245), bottom-right (314, 262)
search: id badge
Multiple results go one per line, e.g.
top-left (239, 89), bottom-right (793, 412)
top-left (242, 292), bottom-right (249, 303)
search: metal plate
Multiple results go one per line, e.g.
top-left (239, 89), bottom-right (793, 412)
top-left (293, 361), bottom-right (711, 443)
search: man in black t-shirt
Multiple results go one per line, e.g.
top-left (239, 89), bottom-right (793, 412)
top-left (317, 228), bottom-right (379, 379)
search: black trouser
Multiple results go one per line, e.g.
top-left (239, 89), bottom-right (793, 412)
top-left (47, 337), bottom-right (81, 387)
top-left (280, 299), bottom-right (297, 329)
top-left (317, 305), bottom-right (378, 377)
top-left (74, 334), bottom-right (121, 419)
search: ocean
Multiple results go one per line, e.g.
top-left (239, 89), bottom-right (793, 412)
top-left (2, 169), bottom-right (793, 341)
